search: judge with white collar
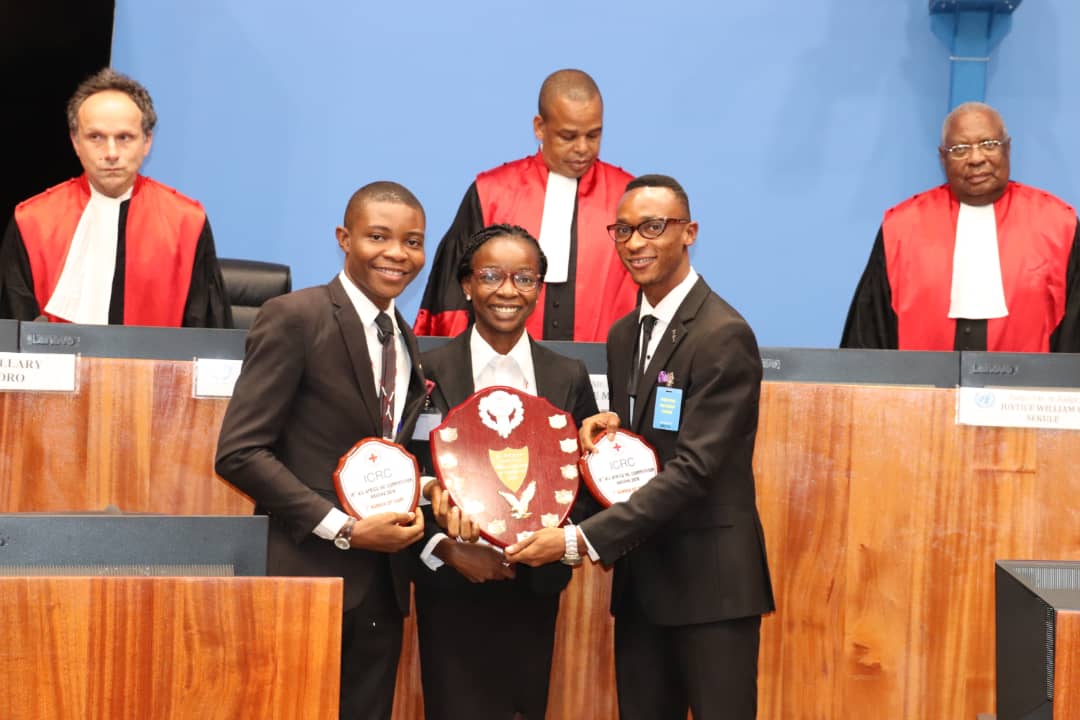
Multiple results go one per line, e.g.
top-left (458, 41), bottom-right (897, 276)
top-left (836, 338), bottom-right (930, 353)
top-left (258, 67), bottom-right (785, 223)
top-left (414, 68), bottom-right (637, 343)
top-left (0, 68), bottom-right (232, 328)
top-left (842, 101), bottom-right (1080, 352)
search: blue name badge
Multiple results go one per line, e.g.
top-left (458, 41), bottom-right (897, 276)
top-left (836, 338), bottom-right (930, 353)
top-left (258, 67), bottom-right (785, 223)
top-left (652, 387), bottom-right (682, 431)
top-left (412, 412), bottom-right (443, 440)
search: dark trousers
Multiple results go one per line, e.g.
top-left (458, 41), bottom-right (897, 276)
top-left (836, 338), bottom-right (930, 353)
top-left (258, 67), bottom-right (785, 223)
top-left (339, 570), bottom-right (403, 720)
top-left (614, 606), bottom-right (762, 720)
top-left (415, 581), bottom-right (559, 720)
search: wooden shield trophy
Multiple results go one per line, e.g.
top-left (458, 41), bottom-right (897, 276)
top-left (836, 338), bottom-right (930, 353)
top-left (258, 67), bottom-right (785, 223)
top-left (430, 387), bottom-right (581, 547)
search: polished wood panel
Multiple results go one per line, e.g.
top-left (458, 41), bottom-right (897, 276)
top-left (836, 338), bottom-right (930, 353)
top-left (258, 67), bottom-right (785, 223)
top-left (0, 357), bottom-right (249, 514)
top-left (755, 382), bottom-right (1080, 720)
top-left (0, 576), bottom-right (342, 720)
top-left (1054, 611), bottom-right (1080, 720)
top-left (6, 357), bottom-right (1080, 718)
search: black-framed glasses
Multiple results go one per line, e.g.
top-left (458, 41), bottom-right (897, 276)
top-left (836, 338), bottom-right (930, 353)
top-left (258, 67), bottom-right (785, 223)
top-left (606, 217), bottom-right (690, 243)
top-left (471, 267), bottom-right (541, 292)
top-left (941, 138), bottom-right (1009, 160)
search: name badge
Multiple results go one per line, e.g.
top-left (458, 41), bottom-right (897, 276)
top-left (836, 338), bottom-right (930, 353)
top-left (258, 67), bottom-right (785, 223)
top-left (652, 387), bottom-right (682, 431)
top-left (413, 411), bottom-right (443, 440)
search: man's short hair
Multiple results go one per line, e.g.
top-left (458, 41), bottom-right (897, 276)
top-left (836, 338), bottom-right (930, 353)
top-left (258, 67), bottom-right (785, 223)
top-left (941, 101), bottom-right (1009, 146)
top-left (538, 69), bottom-right (601, 119)
top-left (342, 181), bottom-right (425, 228)
top-left (67, 68), bottom-right (157, 136)
top-left (625, 174), bottom-right (692, 217)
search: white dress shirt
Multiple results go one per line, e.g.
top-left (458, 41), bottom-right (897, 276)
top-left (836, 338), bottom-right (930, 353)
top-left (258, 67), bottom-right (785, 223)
top-left (312, 270), bottom-right (412, 541)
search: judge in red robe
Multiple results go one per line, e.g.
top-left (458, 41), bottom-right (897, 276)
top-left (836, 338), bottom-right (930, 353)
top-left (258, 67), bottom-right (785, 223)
top-left (842, 103), bottom-right (1079, 353)
top-left (415, 69), bottom-right (636, 342)
top-left (0, 68), bottom-right (231, 328)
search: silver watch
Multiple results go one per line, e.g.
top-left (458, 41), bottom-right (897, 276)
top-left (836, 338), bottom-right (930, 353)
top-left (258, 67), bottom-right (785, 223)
top-left (333, 518), bottom-right (356, 550)
top-left (561, 525), bottom-right (582, 566)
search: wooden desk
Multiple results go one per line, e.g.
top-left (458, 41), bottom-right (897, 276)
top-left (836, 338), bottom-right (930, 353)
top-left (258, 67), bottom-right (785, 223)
top-left (4, 356), bottom-right (1080, 718)
top-left (1, 576), bottom-right (342, 720)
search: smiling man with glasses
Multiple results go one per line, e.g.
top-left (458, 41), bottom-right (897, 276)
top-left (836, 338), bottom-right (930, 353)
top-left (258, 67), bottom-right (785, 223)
top-left (508, 175), bottom-right (775, 720)
top-left (842, 101), bottom-right (1080, 352)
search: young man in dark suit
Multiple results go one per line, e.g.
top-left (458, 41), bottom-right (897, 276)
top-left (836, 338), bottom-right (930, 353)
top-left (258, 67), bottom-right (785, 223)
top-left (507, 174), bottom-right (775, 719)
top-left (215, 181), bottom-right (430, 720)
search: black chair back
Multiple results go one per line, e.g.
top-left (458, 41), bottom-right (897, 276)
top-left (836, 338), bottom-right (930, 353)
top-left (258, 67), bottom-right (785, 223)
top-left (219, 258), bottom-right (292, 329)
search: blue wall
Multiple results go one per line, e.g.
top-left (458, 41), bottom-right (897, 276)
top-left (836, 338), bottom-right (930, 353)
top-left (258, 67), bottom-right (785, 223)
top-left (110, 1), bottom-right (1080, 347)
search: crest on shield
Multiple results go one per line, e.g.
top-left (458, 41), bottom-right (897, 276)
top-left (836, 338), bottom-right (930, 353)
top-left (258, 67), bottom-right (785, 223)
top-left (430, 386), bottom-right (582, 547)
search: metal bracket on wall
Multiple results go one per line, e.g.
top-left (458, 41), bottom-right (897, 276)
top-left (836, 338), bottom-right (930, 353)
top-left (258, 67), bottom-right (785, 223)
top-left (929, 0), bottom-right (1023, 110)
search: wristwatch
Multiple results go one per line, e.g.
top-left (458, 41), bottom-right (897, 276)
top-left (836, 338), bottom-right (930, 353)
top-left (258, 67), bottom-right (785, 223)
top-left (333, 518), bottom-right (356, 550)
top-left (561, 525), bottom-right (583, 566)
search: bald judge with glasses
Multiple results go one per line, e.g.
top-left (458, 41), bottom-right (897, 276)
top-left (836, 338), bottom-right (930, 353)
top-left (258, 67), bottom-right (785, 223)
top-left (842, 102), bottom-right (1080, 352)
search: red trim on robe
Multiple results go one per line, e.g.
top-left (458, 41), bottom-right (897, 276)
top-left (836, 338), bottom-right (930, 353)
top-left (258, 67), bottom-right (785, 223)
top-left (414, 308), bottom-right (470, 338)
top-left (14, 175), bottom-right (206, 326)
top-left (474, 152), bottom-right (637, 342)
top-left (883, 182), bottom-right (1076, 351)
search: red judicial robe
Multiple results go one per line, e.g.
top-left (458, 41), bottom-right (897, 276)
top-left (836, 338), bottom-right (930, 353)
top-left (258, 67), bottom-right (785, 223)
top-left (841, 182), bottom-right (1080, 352)
top-left (414, 152), bottom-right (637, 342)
top-left (0, 175), bottom-right (232, 328)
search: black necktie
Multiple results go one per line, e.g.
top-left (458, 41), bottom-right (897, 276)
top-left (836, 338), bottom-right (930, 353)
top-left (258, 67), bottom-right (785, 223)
top-left (374, 312), bottom-right (396, 439)
top-left (628, 314), bottom-right (657, 411)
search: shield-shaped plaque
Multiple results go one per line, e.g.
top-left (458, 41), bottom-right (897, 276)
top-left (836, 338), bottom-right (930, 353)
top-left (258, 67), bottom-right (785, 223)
top-left (430, 386), bottom-right (581, 547)
top-left (334, 437), bottom-right (420, 518)
top-left (579, 428), bottom-right (660, 507)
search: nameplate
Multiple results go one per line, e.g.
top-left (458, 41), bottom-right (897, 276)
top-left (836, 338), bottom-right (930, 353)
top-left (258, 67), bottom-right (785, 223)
top-left (957, 386), bottom-right (1080, 430)
top-left (0, 352), bottom-right (77, 392)
top-left (589, 373), bottom-right (610, 413)
top-left (193, 358), bottom-right (243, 398)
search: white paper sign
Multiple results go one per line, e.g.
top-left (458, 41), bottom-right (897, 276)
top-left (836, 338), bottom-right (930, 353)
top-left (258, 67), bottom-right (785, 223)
top-left (957, 386), bottom-right (1080, 430)
top-left (194, 358), bottom-right (243, 398)
top-left (589, 373), bottom-right (609, 413)
top-left (0, 352), bottom-right (77, 392)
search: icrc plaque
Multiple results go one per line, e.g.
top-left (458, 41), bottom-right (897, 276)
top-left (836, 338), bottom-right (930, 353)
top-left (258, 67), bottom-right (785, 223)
top-left (579, 429), bottom-right (659, 507)
top-left (334, 438), bottom-right (420, 518)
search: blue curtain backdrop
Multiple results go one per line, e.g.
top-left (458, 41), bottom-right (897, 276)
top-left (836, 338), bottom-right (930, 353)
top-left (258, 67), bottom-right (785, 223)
top-left (109, 0), bottom-right (1080, 347)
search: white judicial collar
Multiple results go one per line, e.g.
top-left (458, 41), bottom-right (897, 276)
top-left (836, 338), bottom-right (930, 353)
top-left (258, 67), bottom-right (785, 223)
top-left (948, 202), bottom-right (1009, 320)
top-left (44, 184), bottom-right (133, 324)
top-left (537, 171), bottom-right (577, 283)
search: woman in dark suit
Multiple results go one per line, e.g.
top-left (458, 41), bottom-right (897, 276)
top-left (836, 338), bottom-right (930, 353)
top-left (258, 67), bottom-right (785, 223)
top-left (412, 224), bottom-right (599, 720)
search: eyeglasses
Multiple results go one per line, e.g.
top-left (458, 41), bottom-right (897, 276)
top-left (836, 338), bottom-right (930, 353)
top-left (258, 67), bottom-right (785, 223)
top-left (606, 218), bottom-right (690, 243)
top-left (471, 267), bottom-right (541, 292)
top-left (941, 138), bottom-right (1009, 160)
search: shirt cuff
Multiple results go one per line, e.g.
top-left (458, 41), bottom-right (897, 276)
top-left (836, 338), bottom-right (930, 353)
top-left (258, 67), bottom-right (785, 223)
top-left (578, 526), bottom-right (601, 562)
top-left (313, 507), bottom-right (351, 540)
top-left (419, 532), bottom-right (449, 570)
top-left (418, 475), bottom-right (436, 506)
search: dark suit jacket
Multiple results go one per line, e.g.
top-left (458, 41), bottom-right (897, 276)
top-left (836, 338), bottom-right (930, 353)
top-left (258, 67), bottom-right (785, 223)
top-left (580, 277), bottom-right (775, 626)
top-left (411, 329), bottom-right (599, 599)
top-left (215, 276), bottom-right (428, 612)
